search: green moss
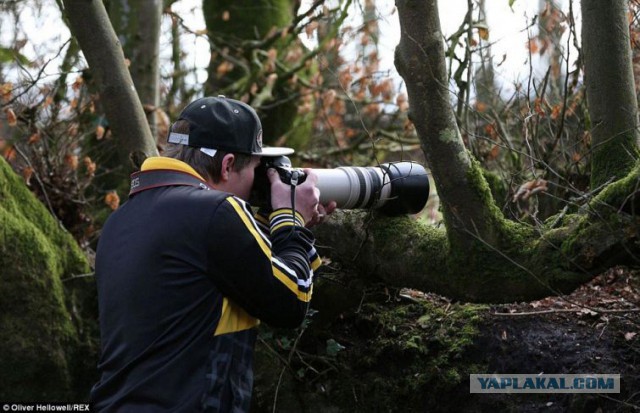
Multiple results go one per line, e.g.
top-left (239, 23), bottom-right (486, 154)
top-left (590, 129), bottom-right (639, 189)
top-left (481, 168), bottom-right (508, 206)
top-left (439, 128), bottom-right (460, 144)
top-left (370, 214), bottom-right (450, 283)
top-left (329, 299), bottom-right (487, 411)
top-left (591, 163), bottom-right (640, 213)
top-left (203, 0), bottom-right (293, 40)
top-left (0, 158), bottom-right (97, 400)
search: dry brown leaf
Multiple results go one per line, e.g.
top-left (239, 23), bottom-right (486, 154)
top-left (1, 82), bottom-right (13, 103)
top-left (28, 132), bottom-right (41, 145)
top-left (478, 27), bottom-right (489, 40)
top-left (65, 154), bottom-right (79, 170)
top-left (83, 156), bottom-right (96, 177)
top-left (5, 108), bottom-right (17, 126)
top-left (3, 146), bottom-right (16, 161)
top-left (22, 166), bottom-right (33, 186)
top-left (105, 191), bottom-right (120, 211)
top-left (216, 61), bottom-right (234, 78)
top-left (96, 125), bottom-right (106, 140)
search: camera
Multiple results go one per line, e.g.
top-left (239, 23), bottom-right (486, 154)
top-left (250, 156), bottom-right (430, 216)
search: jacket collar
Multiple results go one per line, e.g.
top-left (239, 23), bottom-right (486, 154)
top-left (140, 157), bottom-right (206, 181)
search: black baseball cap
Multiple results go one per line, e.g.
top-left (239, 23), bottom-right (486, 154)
top-left (168, 96), bottom-right (294, 157)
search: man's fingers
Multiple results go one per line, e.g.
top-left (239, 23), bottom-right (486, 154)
top-left (302, 168), bottom-right (318, 185)
top-left (324, 201), bottom-right (337, 215)
top-left (267, 168), bottom-right (280, 184)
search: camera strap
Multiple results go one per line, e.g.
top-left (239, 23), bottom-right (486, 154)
top-left (287, 171), bottom-right (302, 235)
top-left (129, 170), bottom-right (210, 197)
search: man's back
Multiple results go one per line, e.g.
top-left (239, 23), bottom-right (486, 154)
top-left (92, 185), bottom-right (232, 412)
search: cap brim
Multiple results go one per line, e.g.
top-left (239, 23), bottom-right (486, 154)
top-left (254, 147), bottom-right (295, 157)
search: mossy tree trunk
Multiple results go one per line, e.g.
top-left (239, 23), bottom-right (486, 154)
top-left (394, 0), bottom-right (507, 252)
top-left (311, 0), bottom-right (640, 303)
top-left (581, 0), bottom-right (640, 189)
top-left (203, 0), bottom-right (295, 92)
top-left (61, 0), bottom-right (158, 173)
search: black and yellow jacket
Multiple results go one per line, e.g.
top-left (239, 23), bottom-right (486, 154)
top-left (90, 157), bottom-right (320, 412)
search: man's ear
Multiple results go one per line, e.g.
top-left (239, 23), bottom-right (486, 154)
top-left (220, 154), bottom-right (235, 181)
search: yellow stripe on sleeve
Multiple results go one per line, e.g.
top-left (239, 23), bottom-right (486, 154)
top-left (227, 197), bottom-right (312, 302)
top-left (273, 267), bottom-right (312, 302)
top-left (310, 255), bottom-right (322, 271)
top-left (227, 197), bottom-right (271, 258)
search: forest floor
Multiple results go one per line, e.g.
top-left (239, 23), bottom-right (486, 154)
top-left (253, 266), bottom-right (640, 412)
top-left (458, 266), bottom-right (640, 412)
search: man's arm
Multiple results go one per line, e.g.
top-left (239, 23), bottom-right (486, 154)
top-left (205, 196), bottom-right (315, 328)
top-left (255, 209), bottom-right (322, 272)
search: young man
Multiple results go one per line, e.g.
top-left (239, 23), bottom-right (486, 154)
top-left (90, 96), bottom-right (334, 412)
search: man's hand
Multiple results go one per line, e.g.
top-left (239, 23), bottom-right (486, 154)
top-left (306, 199), bottom-right (337, 228)
top-left (268, 168), bottom-right (335, 226)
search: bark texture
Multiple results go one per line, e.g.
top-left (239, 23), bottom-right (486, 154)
top-left (62, 0), bottom-right (158, 170)
top-left (394, 0), bottom-right (504, 251)
top-left (582, 0), bottom-right (640, 188)
top-left (314, 207), bottom-right (637, 302)
top-left (108, 0), bottom-right (163, 138)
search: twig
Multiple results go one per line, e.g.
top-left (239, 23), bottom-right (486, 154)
top-left (597, 393), bottom-right (640, 411)
top-left (491, 308), bottom-right (640, 316)
top-left (258, 336), bottom-right (293, 369)
top-left (13, 144), bottom-right (59, 225)
top-left (3, 39), bottom-right (71, 108)
top-left (61, 272), bottom-right (95, 282)
top-left (272, 366), bottom-right (287, 413)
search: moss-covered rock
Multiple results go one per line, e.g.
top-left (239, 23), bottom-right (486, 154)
top-left (251, 282), bottom-right (486, 412)
top-left (0, 157), bottom-right (98, 400)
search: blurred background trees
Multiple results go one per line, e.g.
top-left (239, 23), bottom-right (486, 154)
top-left (4, 0), bottom-right (633, 244)
top-left (1, 0), bottom-right (639, 405)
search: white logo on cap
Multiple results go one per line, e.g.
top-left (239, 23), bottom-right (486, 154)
top-left (168, 132), bottom-right (190, 145)
top-left (256, 130), bottom-right (263, 148)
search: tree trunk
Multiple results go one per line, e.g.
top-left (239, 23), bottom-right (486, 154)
top-left (203, 0), bottom-right (295, 93)
top-left (61, 0), bottom-right (158, 171)
top-left (311, 0), bottom-right (640, 302)
top-left (582, 0), bottom-right (639, 189)
top-left (202, 0), bottom-right (314, 149)
top-left (394, 0), bottom-right (505, 251)
top-left (107, 0), bottom-right (163, 139)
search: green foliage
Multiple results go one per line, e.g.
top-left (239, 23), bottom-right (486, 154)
top-left (325, 338), bottom-right (346, 357)
top-left (0, 47), bottom-right (29, 65)
top-left (326, 297), bottom-right (486, 411)
top-left (252, 283), bottom-right (487, 412)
